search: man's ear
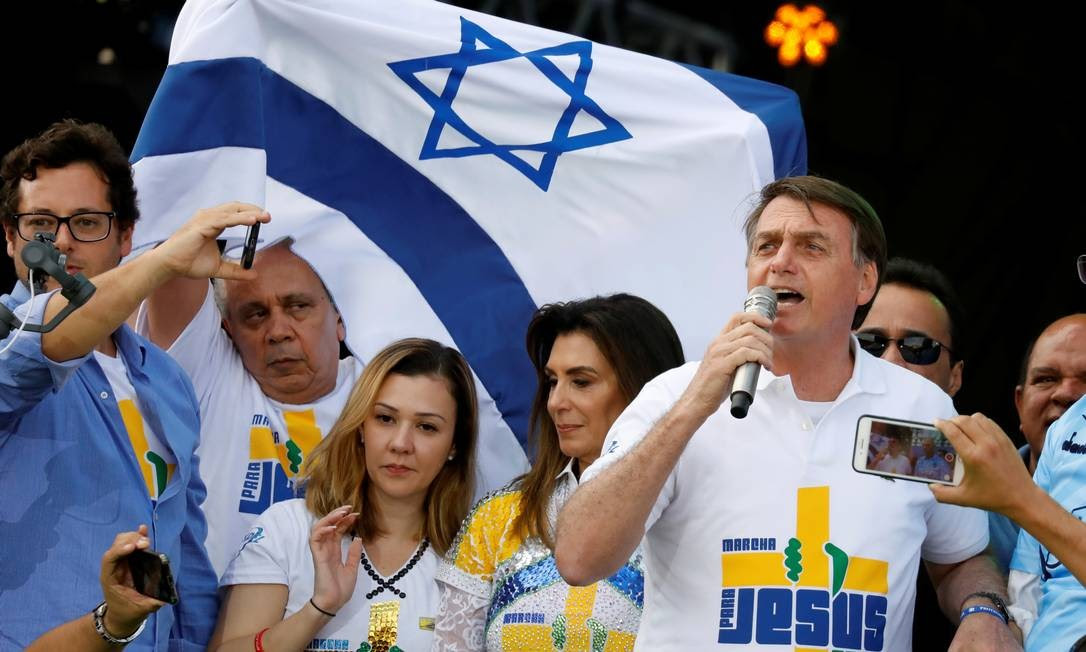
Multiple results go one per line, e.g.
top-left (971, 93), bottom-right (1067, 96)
top-left (4, 224), bottom-right (15, 260)
top-left (117, 224), bottom-right (134, 259)
top-left (1013, 384), bottom-right (1025, 429)
top-left (947, 360), bottom-right (964, 398)
top-left (857, 260), bottom-right (878, 306)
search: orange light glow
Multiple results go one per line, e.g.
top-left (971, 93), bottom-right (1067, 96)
top-left (765, 20), bottom-right (787, 46)
top-left (765, 3), bottom-right (837, 67)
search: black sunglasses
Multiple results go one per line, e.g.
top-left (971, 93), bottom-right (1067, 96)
top-left (856, 331), bottom-right (953, 365)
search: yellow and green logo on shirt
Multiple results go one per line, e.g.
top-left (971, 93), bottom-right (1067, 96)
top-left (719, 487), bottom-right (889, 650)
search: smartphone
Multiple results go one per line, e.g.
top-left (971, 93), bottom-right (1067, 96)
top-left (853, 414), bottom-right (964, 485)
top-left (125, 549), bottom-right (179, 604)
top-left (241, 221), bottom-right (260, 269)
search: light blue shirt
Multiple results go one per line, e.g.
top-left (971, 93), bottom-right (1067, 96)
top-left (1010, 393), bottom-right (1086, 650)
top-left (0, 283), bottom-right (218, 651)
top-left (914, 454), bottom-right (952, 482)
top-left (988, 445), bottom-right (1031, 572)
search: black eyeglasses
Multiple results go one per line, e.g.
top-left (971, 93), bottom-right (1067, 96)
top-left (856, 331), bottom-right (953, 365)
top-left (12, 211), bottom-right (115, 243)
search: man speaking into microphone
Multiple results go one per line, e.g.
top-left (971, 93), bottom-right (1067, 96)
top-left (555, 176), bottom-right (1017, 650)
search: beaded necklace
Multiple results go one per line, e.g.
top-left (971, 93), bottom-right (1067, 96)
top-left (360, 538), bottom-right (430, 600)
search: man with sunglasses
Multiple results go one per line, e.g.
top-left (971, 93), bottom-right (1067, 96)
top-left (856, 257), bottom-right (964, 398)
top-left (0, 120), bottom-right (267, 650)
top-left (855, 258), bottom-right (1000, 649)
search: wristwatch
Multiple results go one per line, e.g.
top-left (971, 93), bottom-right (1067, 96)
top-left (92, 601), bottom-right (147, 645)
top-left (962, 591), bottom-right (1012, 623)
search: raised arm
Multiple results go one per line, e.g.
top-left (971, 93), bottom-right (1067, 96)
top-left (932, 413), bottom-right (1086, 587)
top-left (143, 276), bottom-right (211, 351)
top-left (40, 203), bottom-right (267, 362)
top-left (554, 311), bottom-right (773, 585)
top-left (210, 507), bottom-right (363, 652)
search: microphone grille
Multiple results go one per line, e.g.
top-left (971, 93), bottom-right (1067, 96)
top-left (745, 285), bottom-right (778, 321)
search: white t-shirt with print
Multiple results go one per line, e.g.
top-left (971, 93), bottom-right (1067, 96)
top-left (221, 499), bottom-right (438, 652)
top-left (95, 351), bottom-right (177, 501)
top-left (582, 343), bottom-right (988, 651)
top-left (138, 287), bottom-right (363, 576)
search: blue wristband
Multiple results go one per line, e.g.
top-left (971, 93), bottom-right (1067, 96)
top-left (960, 604), bottom-right (1008, 624)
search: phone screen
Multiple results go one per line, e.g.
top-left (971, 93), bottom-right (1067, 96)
top-left (126, 549), bottom-right (179, 604)
top-left (854, 415), bottom-right (962, 485)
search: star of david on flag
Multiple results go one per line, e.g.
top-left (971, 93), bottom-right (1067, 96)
top-left (389, 17), bottom-right (631, 191)
top-left (130, 0), bottom-right (806, 500)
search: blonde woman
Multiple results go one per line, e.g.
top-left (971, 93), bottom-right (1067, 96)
top-left (211, 338), bottom-right (478, 652)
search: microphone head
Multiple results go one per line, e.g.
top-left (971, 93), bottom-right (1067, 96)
top-left (744, 285), bottom-right (778, 321)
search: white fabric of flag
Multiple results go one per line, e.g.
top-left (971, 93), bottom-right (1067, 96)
top-left (130, 0), bottom-right (806, 475)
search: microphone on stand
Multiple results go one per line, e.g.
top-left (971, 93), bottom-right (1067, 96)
top-left (729, 286), bottom-right (778, 419)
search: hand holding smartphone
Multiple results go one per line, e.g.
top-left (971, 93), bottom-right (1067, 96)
top-left (854, 415), bottom-right (964, 485)
top-left (240, 221), bottom-right (260, 270)
top-left (125, 549), bottom-right (179, 605)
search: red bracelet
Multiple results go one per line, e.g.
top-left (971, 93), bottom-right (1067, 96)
top-left (254, 627), bottom-right (271, 652)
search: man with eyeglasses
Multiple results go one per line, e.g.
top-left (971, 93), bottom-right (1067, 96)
top-left (0, 119), bottom-right (267, 650)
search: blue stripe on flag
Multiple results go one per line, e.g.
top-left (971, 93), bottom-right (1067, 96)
top-left (683, 64), bottom-right (807, 180)
top-left (132, 57), bottom-right (537, 444)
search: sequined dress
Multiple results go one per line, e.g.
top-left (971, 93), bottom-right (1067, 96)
top-left (432, 465), bottom-right (643, 651)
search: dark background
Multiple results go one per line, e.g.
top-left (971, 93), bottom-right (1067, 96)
top-left (4, 0), bottom-right (1083, 442)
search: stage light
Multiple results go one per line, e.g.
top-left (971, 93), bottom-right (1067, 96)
top-left (766, 3), bottom-right (837, 67)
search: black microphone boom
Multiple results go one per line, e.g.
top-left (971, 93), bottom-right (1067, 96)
top-left (0, 234), bottom-right (96, 340)
top-left (729, 286), bottom-right (778, 418)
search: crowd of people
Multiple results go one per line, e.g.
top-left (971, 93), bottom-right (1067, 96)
top-left (1, 120), bottom-right (1083, 652)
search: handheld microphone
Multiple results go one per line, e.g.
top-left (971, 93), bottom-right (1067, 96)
top-left (729, 286), bottom-right (778, 419)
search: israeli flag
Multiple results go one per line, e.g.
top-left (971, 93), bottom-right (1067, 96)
top-left (131, 0), bottom-right (806, 479)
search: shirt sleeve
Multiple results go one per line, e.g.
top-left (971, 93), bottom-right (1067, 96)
top-left (921, 397), bottom-right (989, 563)
top-left (431, 580), bottom-right (489, 651)
top-left (436, 492), bottom-right (520, 600)
top-left (921, 502), bottom-right (989, 564)
top-left (136, 283), bottom-right (235, 404)
top-left (1007, 569), bottom-right (1040, 636)
top-left (0, 290), bottom-right (89, 434)
top-left (1009, 422), bottom-right (1056, 575)
top-left (580, 365), bottom-right (688, 533)
top-left (219, 501), bottom-right (298, 587)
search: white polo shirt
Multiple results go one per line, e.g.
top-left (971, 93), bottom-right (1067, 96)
top-left (582, 341), bottom-right (987, 651)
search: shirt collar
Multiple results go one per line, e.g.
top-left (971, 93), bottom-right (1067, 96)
top-left (8, 281), bottom-right (30, 304)
top-left (112, 323), bottom-right (150, 367)
top-left (755, 334), bottom-right (887, 398)
top-left (555, 458), bottom-right (578, 486)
